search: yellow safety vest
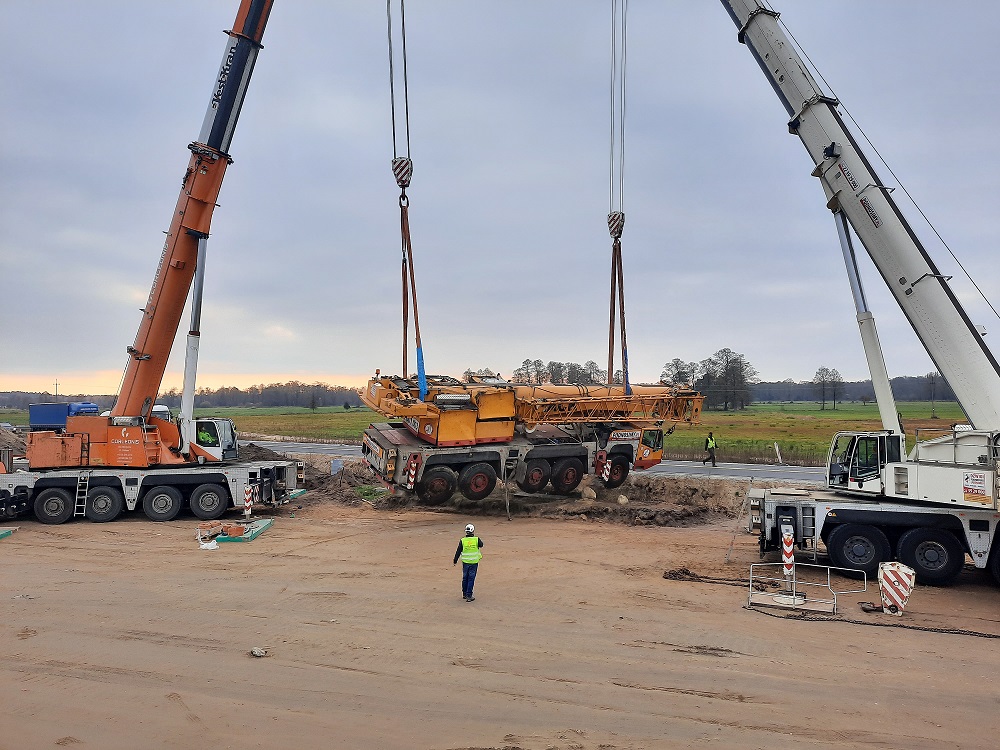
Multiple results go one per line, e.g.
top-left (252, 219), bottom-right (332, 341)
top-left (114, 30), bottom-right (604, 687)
top-left (460, 536), bottom-right (482, 564)
top-left (707, 437), bottom-right (717, 449)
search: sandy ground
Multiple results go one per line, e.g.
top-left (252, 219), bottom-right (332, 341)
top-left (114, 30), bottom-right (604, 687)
top-left (3, 466), bottom-right (1000, 749)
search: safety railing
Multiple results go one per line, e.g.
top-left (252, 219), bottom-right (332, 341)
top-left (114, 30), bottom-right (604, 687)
top-left (747, 562), bottom-right (867, 614)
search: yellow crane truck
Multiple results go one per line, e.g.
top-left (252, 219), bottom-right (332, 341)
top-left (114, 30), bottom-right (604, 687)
top-left (360, 372), bottom-right (703, 503)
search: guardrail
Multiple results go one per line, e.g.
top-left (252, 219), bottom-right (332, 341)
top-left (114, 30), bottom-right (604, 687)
top-left (748, 562), bottom-right (867, 614)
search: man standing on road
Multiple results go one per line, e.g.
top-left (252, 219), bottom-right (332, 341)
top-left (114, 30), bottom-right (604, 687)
top-left (702, 432), bottom-right (718, 467)
top-left (453, 523), bottom-right (483, 602)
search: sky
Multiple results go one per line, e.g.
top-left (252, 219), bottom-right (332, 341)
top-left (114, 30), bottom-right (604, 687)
top-left (1, 1), bottom-right (998, 396)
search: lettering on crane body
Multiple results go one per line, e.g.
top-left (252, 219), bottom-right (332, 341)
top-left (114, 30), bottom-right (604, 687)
top-left (839, 162), bottom-right (859, 191)
top-left (860, 196), bottom-right (882, 227)
top-left (609, 430), bottom-right (641, 442)
top-left (362, 434), bottom-right (384, 461)
top-left (211, 42), bottom-right (239, 109)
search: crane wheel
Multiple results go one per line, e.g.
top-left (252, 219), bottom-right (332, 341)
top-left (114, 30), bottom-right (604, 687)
top-left (33, 488), bottom-right (74, 525)
top-left (825, 523), bottom-right (890, 578)
top-left (551, 457), bottom-right (585, 494)
top-left (896, 528), bottom-right (965, 586)
top-left (190, 483), bottom-right (229, 520)
top-left (601, 455), bottom-right (630, 490)
top-left (458, 463), bottom-right (498, 502)
top-left (989, 547), bottom-right (1000, 588)
top-left (85, 485), bottom-right (124, 523)
top-left (142, 485), bottom-right (183, 522)
top-left (416, 466), bottom-right (458, 505)
top-left (516, 459), bottom-right (551, 494)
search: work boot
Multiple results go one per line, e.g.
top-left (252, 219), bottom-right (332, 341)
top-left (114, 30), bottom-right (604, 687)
top-left (467, 596), bottom-right (475, 602)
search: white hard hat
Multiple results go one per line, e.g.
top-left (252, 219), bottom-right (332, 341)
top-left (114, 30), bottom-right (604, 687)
top-left (465, 524), bottom-right (475, 534)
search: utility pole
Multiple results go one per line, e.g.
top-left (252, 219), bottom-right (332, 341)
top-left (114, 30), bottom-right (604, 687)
top-left (928, 372), bottom-right (938, 419)
top-left (54, 378), bottom-right (59, 399)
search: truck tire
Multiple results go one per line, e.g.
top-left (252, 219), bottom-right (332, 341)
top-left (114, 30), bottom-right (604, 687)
top-left (458, 463), bottom-right (497, 501)
top-left (551, 457), bottom-right (585, 494)
top-left (896, 528), bottom-right (965, 586)
top-left (990, 547), bottom-right (1000, 588)
top-left (34, 488), bottom-right (74, 525)
top-left (416, 467), bottom-right (457, 505)
top-left (601, 455), bottom-right (630, 490)
top-left (86, 485), bottom-right (124, 523)
top-left (516, 459), bottom-right (551, 494)
top-left (142, 485), bottom-right (183, 521)
top-left (189, 483), bottom-right (229, 521)
top-left (826, 523), bottom-right (890, 578)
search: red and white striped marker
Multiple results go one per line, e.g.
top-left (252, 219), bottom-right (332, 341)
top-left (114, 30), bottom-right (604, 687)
top-left (244, 485), bottom-right (253, 517)
top-left (781, 530), bottom-right (795, 578)
top-left (405, 455), bottom-right (421, 489)
top-left (878, 562), bottom-right (916, 616)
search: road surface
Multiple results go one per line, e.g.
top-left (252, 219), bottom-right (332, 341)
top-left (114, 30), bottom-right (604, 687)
top-left (242, 440), bottom-right (824, 484)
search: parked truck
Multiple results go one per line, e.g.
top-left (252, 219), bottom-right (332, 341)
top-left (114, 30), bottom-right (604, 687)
top-left (0, 0), bottom-right (304, 524)
top-left (360, 372), bottom-right (703, 503)
top-left (722, 0), bottom-right (1000, 585)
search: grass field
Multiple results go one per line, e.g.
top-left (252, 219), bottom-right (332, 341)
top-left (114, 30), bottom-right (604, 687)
top-left (1, 401), bottom-right (966, 465)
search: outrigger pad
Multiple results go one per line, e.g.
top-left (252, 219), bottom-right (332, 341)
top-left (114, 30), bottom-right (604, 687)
top-left (217, 518), bottom-right (273, 543)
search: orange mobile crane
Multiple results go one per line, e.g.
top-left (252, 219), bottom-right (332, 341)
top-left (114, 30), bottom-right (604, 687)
top-left (1, 0), bottom-right (303, 524)
top-left (361, 372), bottom-right (703, 503)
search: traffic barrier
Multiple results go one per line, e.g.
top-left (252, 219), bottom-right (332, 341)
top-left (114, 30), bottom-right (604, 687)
top-left (878, 562), bottom-right (916, 616)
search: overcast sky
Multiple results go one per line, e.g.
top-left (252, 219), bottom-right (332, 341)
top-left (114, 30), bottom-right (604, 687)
top-left (2, 1), bottom-right (997, 396)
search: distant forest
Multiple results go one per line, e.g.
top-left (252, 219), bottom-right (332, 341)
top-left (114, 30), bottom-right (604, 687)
top-left (752, 375), bottom-right (955, 403)
top-left (0, 372), bottom-right (954, 412)
top-left (0, 381), bottom-right (365, 411)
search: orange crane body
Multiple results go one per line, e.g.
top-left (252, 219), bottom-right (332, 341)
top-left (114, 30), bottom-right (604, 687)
top-left (26, 0), bottom-right (271, 470)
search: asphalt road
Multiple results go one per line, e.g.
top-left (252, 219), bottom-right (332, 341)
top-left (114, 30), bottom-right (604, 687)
top-left (242, 440), bottom-right (825, 485)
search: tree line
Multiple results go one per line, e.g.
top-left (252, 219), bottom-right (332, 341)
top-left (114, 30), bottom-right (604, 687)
top-left (463, 351), bottom-right (955, 413)
top-left (1, 367), bottom-right (955, 412)
top-left (0, 381), bottom-right (365, 411)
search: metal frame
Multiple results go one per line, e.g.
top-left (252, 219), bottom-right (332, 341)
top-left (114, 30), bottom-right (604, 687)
top-left (748, 562), bottom-right (867, 614)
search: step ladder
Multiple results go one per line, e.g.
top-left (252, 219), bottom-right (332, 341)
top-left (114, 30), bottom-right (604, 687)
top-left (74, 472), bottom-right (91, 518)
top-left (801, 504), bottom-right (818, 560)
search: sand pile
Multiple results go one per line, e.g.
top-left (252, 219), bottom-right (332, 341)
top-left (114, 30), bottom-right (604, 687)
top-left (0, 428), bottom-right (26, 453)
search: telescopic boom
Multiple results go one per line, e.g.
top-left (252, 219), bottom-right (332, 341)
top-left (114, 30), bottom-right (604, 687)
top-left (112, 0), bottom-right (273, 418)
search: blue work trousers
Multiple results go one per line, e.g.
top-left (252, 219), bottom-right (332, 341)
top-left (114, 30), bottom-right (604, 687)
top-left (461, 562), bottom-right (479, 598)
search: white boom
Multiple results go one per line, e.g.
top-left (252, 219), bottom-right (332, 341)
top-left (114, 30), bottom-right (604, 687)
top-left (720, 0), bottom-right (1000, 430)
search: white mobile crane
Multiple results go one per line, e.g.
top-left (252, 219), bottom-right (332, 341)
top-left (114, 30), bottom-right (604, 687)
top-left (722, 0), bottom-right (1000, 585)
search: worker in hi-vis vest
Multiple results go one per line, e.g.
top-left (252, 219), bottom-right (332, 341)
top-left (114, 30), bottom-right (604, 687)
top-left (702, 431), bottom-right (718, 467)
top-left (453, 523), bottom-right (484, 602)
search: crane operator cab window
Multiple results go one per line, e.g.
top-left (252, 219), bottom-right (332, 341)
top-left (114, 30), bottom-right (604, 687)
top-left (828, 434), bottom-right (854, 486)
top-left (196, 421), bottom-right (220, 447)
top-left (850, 436), bottom-right (881, 482)
top-left (641, 429), bottom-right (663, 452)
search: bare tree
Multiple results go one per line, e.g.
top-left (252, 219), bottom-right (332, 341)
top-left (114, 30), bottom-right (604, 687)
top-left (695, 349), bottom-right (757, 410)
top-left (660, 358), bottom-right (698, 386)
top-left (813, 366), bottom-right (843, 410)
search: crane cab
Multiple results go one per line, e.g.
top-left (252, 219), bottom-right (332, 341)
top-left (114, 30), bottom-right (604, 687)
top-left (827, 431), bottom-right (904, 495)
top-left (189, 418), bottom-right (239, 462)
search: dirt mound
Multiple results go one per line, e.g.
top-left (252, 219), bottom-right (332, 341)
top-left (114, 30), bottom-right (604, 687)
top-left (244, 442), bottom-right (770, 528)
top-left (0, 429), bottom-right (26, 453)
top-left (447, 473), bottom-right (752, 527)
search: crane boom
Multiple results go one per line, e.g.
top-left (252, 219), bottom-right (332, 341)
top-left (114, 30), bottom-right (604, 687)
top-left (720, 0), bottom-right (1000, 429)
top-left (112, 0), bottom-right (272, 418)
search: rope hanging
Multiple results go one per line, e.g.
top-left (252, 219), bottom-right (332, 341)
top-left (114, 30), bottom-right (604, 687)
top-left (607, 0), bottom-right (631, 395)
top-left (387, 0), bottom-right (427, 400)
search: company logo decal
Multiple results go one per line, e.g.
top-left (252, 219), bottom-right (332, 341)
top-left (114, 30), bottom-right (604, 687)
top-left (610, 430), bottom-right (641, 441)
